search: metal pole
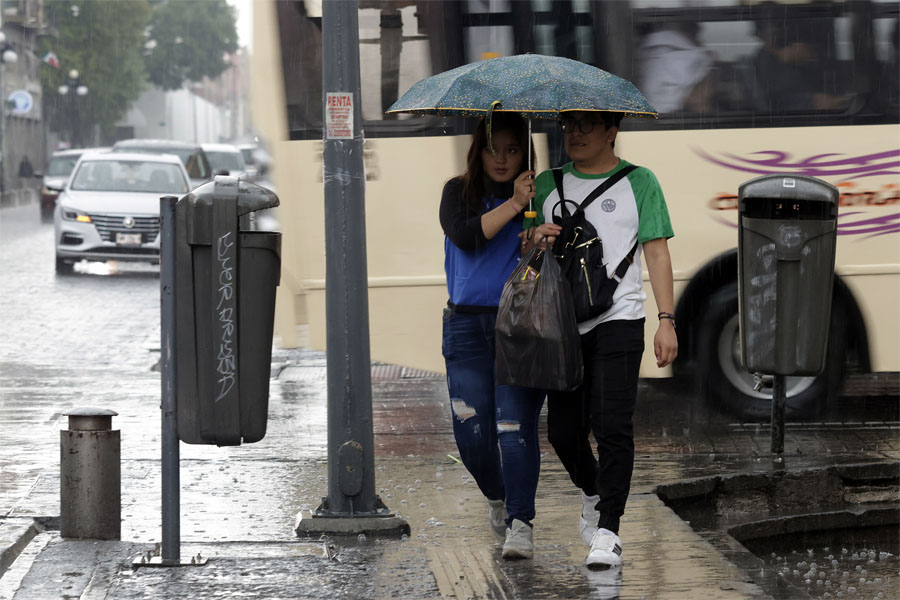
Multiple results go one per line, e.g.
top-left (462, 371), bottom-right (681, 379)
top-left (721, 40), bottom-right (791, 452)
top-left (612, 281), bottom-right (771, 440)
top-left (770, 374), bottom-right (786, 454)
top-left (160, 196), bottom-right (180, 562)
top-left (321, 0), bottom-right (378, 516)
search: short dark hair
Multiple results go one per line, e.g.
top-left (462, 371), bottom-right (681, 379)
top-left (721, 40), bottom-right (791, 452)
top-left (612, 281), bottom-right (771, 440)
top-left (599, 112), bottom-right (624, 148)
top-left (599, 111), bottom-right (624, 130)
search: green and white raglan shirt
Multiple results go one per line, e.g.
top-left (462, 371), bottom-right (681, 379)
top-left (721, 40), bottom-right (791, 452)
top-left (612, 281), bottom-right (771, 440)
top-left (526, 159), bottom-right (674, 334)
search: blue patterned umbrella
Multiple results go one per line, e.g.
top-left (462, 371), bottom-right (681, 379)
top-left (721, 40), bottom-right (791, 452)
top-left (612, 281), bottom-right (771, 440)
top-left (386, 53), bottom-right (657, 119)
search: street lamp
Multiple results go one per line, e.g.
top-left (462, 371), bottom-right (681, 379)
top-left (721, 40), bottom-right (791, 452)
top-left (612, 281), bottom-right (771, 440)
top-left (0, 30), bottom-right (19, 196)
top-left (0, 31), bottom-right (17, 64)
top-left (58, 69), bottom-right (88, 97)
top-left (58, 69), bottom-right (88, 146)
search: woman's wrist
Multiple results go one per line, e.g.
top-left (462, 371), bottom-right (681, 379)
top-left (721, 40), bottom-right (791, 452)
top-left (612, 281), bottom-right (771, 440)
top-left (508, 198), bottom-right (523, 214)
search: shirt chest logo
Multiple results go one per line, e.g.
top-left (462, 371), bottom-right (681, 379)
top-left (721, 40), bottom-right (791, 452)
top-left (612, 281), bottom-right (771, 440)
top-left (601, 198), bottom-right (617, 213)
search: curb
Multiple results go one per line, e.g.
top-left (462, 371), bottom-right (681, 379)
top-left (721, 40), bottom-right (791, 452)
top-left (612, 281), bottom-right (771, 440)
top-left (0, 518), bottom-right (38, 577)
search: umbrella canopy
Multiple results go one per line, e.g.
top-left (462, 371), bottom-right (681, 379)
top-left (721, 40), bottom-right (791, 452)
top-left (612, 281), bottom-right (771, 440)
top-left (386, 53), bottom-right (657, 119)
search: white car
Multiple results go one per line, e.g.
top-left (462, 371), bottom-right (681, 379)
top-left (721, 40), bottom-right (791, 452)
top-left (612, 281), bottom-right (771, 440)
top-left (54, 152), bottom-right (191, 275)
top-left (202, 143), bottom-right (248, 179)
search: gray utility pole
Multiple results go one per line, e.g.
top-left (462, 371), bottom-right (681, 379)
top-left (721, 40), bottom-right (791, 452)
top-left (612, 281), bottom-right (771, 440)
top-left (295, 0), bottom-right (407, 537)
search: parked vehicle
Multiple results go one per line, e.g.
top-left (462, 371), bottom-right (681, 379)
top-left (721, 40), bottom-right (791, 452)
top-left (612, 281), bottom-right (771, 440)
top-left (39, 148), bottom-right (109, 222)
top-left (237, 142), bottom-right (273, 179)
top-left (202, 142), bottom-right (248, 178)
top-left (111, 139), bottom-right (212, 190)
top-left (54, 152), bottom-right (191, 275)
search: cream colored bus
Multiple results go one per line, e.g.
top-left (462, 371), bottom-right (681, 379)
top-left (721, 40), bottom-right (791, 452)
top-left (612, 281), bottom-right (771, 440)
top-left (252, 0), bottom-right (899, 420)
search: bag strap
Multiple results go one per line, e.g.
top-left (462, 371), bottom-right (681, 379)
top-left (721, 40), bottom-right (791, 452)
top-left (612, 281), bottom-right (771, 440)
top-left (552, 168), bottom-right (568, 217)
top-left (552, 164), bottom-right (638, 218)
top-left (612, 241), bottom-right (639, 282)
top-left (580, 164), bottom-right (638, 212)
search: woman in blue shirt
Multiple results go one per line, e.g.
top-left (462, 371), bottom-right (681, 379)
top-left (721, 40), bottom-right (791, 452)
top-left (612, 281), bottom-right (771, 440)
top-left (439, 113), bottom-right (545, 560)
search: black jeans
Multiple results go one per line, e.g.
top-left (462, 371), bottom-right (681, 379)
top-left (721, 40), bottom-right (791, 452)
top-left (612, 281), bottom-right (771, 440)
top-left (546, 318), bottom-right (645, 535)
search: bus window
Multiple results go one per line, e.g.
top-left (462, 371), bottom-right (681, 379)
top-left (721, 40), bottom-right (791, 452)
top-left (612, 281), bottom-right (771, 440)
top-left (360, 1), bottom-right (433, 121)
top-left (873, 6), bottom-right (899, 113)
top-left (630, 1), bottom-right (867, 125)
top-left (462, 0), bottom-right (515, 62)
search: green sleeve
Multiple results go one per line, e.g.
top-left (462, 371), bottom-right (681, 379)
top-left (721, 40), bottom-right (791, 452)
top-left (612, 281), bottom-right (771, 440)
top-left (523, 169), bottom-right (556, 229)
top-left (630, 167), bottom-right (674, 244)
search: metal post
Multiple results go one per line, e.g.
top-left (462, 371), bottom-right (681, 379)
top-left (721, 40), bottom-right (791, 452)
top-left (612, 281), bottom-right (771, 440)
top-left (160, 196), bottom-right (180, 563)
top-left (322, 0), bottom-right (376, 516)
top-left (771, 374), bottom-right (786, 454)
top-left (60, 409), bottom-right (120, 540)
top-left (295, 0), bottom-right (407, 538)
top-left (133, 197), bottom-right (207, 568)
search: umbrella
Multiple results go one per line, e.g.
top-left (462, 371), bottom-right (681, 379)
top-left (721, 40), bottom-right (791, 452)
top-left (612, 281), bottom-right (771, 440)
top-left (386, 53), bottom-right (656, 216)
top-left (385, 53), bottom-right (657, 120)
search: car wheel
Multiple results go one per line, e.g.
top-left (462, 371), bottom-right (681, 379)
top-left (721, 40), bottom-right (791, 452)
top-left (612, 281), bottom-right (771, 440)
top-left (697, 282), bottom-right (845, 421)
top-left (55, 256), bottom-right (74, 275)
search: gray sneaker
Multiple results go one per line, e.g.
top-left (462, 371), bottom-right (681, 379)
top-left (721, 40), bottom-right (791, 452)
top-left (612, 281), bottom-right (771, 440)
top-left (502, 518), bottom-right (534, 559)
top-left (488, 498), bottom-right (508, 540)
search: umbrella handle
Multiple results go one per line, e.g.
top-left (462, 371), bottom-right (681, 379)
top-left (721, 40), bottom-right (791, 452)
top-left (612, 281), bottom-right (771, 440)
top-left (524, 118), bottom-right (537, 219)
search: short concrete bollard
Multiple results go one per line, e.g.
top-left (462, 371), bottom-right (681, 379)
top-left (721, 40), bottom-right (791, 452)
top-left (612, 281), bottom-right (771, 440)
top-left (60, 408), bottom-right (121, 540)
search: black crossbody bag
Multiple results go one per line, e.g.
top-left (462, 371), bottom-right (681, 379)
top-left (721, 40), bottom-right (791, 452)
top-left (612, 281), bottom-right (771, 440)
top-left (550, 165), bottom-right (639, 322)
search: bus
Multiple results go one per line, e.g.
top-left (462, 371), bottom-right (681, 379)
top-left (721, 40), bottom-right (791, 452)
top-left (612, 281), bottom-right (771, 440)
top-left (250, 0), bottom-right (899, 420)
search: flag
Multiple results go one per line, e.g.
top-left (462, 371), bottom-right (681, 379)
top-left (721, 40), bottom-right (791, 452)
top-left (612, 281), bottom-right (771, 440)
top-left (41, 51), bottom-right (60, 69)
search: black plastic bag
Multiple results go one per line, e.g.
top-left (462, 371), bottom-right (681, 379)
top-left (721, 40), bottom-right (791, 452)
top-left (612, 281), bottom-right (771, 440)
top-left (495, 247), bottom-right (583, 391)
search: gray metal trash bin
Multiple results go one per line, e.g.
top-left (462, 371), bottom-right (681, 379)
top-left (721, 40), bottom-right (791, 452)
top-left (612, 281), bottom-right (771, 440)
top-left (738, 174), bottom-right (839, 376)
top-left (175, 176), bottom-right (281, 446)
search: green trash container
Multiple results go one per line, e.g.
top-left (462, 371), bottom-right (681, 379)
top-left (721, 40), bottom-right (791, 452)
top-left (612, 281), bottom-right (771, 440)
top-left (175, 176), bottom-right (281, 446)
top-left (737, 174), bottom-right (838, 376)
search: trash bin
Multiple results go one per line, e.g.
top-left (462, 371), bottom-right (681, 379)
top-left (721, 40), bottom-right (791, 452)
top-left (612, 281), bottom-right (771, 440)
top-left (175, 176), bottom-right (281, 446)
top-left (737, 174), bottom-right (839, 376)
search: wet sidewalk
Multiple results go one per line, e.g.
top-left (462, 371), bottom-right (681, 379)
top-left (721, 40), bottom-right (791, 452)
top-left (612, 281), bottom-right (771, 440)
top-left (1, 344), bottom-right (898, 599)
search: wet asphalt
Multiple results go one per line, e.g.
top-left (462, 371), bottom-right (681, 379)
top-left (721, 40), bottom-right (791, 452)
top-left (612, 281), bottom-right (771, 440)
top-left (1, 201), bottom-right (898, 599)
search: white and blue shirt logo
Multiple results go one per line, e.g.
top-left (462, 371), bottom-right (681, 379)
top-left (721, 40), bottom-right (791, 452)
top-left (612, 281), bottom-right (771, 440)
top-left (601, 198), bottom-right (617, 213)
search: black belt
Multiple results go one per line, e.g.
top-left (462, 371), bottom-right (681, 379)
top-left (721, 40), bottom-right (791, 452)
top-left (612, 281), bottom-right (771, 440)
top-left (447, 301), bottom-right (498, 315)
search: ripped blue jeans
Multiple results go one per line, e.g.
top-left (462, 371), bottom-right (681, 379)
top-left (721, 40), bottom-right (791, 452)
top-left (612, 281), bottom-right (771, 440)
top-left (442, 308), bottom-right (545, 526)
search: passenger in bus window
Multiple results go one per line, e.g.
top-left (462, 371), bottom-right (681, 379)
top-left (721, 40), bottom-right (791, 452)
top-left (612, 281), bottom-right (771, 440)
top-left (522, 111), bottom-right (677, 571)
top-left (750, 10), bottom-right (846, 113)
top-left (438, 113), bottom-right (546, 560)
top-left (637, 22), bottom-right (715, 114)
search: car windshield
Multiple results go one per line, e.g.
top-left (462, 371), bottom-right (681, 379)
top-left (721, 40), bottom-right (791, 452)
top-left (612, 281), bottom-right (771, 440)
top-left (115, 145), bottom-right (210, 179)
top-left (69, 160), bottom-right (189, 194)
top-left (206, 150), bottom-right (245, 172)
top-left (47, 155), bottom-right (81, 177)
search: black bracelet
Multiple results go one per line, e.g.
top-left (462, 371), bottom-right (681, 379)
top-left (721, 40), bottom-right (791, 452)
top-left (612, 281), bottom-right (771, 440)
top-left (658, 312), bottom-right (676, 328)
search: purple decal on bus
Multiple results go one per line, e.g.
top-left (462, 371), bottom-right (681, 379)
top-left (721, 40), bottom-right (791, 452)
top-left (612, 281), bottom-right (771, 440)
top-left (693, 148), bottom-right (900, 182)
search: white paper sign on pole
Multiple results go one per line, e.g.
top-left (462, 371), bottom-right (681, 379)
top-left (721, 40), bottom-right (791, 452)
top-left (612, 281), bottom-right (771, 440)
top-left (326, 92), bottom-right (354, 140)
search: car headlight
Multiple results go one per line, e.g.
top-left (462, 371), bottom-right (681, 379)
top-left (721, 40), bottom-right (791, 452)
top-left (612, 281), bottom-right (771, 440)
top-left (61, 208), bottom-right (92, 223)
top-left (41, 186), bottom-right (60, 197)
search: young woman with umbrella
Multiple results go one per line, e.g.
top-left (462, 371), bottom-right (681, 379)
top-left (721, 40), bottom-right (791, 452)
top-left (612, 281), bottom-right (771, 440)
top-left (439, 112), bottom-right (545, 559)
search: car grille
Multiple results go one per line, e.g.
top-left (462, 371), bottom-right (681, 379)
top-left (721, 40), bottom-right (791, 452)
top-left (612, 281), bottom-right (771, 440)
top-left (89, 213), bottom-right (160, 244)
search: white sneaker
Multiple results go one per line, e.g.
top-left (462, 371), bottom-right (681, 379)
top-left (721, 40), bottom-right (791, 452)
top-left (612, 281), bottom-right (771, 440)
top-left (487, 498), bottom-right (508, 541)
top-left (585, 528), bottom-right (623, 570)
top-left (502, 518), bottom-right (534, 559)
top-left (580, 492), bottom-right (601, 545)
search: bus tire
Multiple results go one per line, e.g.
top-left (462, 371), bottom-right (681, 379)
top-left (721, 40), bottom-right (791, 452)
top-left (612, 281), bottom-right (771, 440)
top-left (697, 282), bottom-right (845, 421)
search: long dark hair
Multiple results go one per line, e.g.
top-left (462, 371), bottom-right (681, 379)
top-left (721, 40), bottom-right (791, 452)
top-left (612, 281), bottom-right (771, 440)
top-left (460, 113), bottom-right (535, 215)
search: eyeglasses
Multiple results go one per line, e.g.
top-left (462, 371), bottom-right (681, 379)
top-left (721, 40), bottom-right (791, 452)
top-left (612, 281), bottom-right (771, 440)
top-left (560, 118), bottom-right (601, 134)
